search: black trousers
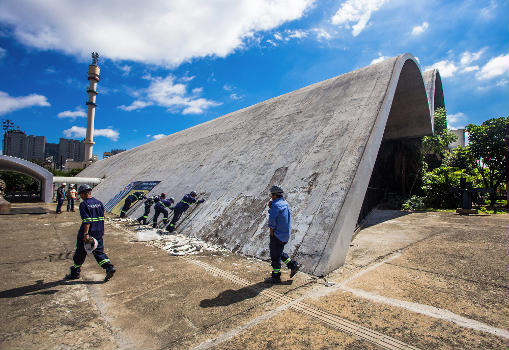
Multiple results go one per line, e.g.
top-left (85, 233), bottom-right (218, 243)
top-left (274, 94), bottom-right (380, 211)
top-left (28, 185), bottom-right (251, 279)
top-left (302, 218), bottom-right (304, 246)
top-left (120, 198), bottom-right (134, 217)
top-left (269, 235), bottom-right (296, 272)
top-left (71, 234), bottom-right (113, 274)
top-left (152, 207), bottom-right (169, 227)
top-left (167, 208), bottom-right (184, 231)
top-left (138, 206), bottom-right (151, 224)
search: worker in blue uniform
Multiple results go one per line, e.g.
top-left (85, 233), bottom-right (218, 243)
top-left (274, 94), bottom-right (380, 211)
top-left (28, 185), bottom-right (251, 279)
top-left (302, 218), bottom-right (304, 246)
top-left (166, 191), bottom-right (205, 232)
top-left (56, 183), bottom-right (66, 214)
top-left (119, 191), bottom-right (145, 218)
top-left (137, 197), bottom-right (154, 225)
top-left (64, 184), bottom-right (115, 282)
top-left (266, 185), bottom-right (300, 283)
top-left (152, 195), bottom-right (175, 228)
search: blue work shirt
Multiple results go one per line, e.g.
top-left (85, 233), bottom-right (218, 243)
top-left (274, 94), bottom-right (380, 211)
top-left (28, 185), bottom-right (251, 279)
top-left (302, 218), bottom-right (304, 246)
top-left (127, 192), bottom-right (144, 202)
top-left (174, 194), bottom-right (202, 212)
top-left (268, 197), bottom-right (291, 242)
top-left (155, 199), bottom-right (174, 211)
top-left (79, 197), bottom-right (105, 238)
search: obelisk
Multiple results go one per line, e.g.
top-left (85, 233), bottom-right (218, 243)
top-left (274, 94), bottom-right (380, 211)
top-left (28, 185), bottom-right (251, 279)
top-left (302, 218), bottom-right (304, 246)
top-left (84, 52), bottom-right (100, 162)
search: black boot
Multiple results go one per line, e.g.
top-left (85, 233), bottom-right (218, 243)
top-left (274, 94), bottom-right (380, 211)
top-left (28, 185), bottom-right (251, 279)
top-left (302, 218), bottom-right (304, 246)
top-left (265, 272), bottom-right (281, 284)
top-left (104, 266), bottom-right (116, 282)
top-left (289, 262), bottom-right (300, 278)
top-left (64, 267), bottom-right (80, 280)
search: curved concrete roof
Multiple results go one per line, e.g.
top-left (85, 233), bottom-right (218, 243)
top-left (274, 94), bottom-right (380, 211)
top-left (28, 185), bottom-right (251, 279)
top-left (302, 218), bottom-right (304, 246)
top-left (80, 53), bottom-right (440, 276)
top-left (0, 155), bottom-right (53, 202)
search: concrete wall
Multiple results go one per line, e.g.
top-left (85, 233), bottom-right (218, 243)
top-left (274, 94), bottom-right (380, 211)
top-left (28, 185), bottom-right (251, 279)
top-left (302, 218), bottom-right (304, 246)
top-left (80, 54), bottom-right (440, 276)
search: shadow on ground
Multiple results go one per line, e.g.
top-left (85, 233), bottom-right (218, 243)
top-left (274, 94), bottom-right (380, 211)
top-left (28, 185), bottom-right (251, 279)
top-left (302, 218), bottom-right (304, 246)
top-left (0, 279), bottom-right (104, 298)
top-left (200, 280), bottom-right (293, 307)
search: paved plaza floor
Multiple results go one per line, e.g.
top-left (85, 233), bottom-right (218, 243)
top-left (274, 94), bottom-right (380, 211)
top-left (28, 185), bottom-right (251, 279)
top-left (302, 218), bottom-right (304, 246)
top-left (1, 204), bottom-right (508, 349)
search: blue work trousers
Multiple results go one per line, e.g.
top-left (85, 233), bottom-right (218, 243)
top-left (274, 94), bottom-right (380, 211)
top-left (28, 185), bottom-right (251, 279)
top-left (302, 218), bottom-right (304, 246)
top-left (269, 235), bottom-right (296, 271)
top-left (56, 198), bottom-right (64, 213)
top-left (71, 234), bottom-right (113, 275)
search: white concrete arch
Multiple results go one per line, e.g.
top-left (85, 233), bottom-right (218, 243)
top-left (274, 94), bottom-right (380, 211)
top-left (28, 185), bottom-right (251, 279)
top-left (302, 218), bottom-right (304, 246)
top-left (0, 155), bottom-right (53, 202)
top-left (79, 53), bottom-right (441, 276)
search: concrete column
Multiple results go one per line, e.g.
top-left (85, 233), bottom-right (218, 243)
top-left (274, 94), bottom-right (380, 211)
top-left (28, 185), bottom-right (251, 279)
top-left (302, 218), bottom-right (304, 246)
top-left (85, 61), bottom-right (100, 162)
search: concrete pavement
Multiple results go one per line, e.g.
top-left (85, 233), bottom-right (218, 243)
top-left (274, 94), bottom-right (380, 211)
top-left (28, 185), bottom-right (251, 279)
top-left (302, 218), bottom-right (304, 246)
top-left (1, 204), bottom-right (508, 349)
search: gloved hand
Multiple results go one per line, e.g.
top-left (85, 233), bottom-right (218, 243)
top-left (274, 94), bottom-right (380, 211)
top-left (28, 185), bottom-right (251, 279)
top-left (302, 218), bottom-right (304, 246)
top-left (268, 200), bottom-right (272, 208)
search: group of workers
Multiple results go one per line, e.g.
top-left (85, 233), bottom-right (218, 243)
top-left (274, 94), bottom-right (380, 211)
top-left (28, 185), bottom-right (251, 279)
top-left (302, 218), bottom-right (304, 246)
top-left (119, 190), bottom-right (205, 232)
top-left (55, 183), bottom-right (77, 214)
top-left (64, 184), bottom-right (299, 284)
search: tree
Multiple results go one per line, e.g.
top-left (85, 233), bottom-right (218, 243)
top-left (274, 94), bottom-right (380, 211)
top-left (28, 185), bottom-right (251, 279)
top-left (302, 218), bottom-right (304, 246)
top-left (443, 146), bottom-right (477, 174)
top-left (422, 108), bottom-right (457, 169)
top-left (466, 117), bottom-right (509, 206)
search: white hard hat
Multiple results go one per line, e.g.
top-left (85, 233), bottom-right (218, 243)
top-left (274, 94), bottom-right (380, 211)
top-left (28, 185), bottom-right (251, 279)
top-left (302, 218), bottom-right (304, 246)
top-left (84, 237), bottom-right (98, 254)
top-left (62, 183), bottom-right (67, 186)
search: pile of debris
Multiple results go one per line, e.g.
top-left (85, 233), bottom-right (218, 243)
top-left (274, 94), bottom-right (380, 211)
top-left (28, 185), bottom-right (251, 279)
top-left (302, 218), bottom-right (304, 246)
top-left (135, 228), bottom-right (227, 256)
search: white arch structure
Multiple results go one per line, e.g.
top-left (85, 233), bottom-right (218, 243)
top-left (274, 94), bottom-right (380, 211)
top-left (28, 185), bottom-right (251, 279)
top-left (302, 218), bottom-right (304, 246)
top-left (80, 54), bottom-right (444, 276)
top-left (0, 155), bottom-right (53, 203)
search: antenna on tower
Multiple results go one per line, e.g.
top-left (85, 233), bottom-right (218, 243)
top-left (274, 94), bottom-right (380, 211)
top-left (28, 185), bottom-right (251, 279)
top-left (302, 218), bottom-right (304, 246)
top-left (91, 52), bottom-right (99, 66)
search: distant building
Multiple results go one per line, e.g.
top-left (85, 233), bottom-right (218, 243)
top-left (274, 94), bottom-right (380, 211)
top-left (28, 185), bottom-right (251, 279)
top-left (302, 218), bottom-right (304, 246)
top-left (3, 130), bottom-right (46, 161)
top-left (449, 129), bottom-right (466, 149)
top-left (58, 138), bottom-right (85, 165)
top-left (2, 131), bottom-right (87, 169)
top-left (103, 148), bottom-right (125, 159)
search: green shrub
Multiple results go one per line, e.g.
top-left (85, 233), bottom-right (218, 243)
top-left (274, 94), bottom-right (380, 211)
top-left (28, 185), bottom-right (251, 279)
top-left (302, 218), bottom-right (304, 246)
top-left (401, 195), bottom-right (426, 210)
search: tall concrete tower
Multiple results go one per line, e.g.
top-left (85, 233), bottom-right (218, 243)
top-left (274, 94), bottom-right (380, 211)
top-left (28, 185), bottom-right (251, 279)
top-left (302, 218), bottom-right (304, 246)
top-left (84, 52), bottom-right (100, 162)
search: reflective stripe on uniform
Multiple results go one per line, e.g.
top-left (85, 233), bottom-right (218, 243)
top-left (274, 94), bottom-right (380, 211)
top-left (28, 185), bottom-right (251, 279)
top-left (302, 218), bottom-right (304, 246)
top-left (283, 258), bottom-right (291, 265)
top-left (82, 217), bottom-right (104, 222)
top-left (98, 259), bottom-right (110, 266)
top-left (181, 200), bottom-right (191, 205)
top-left (73, 264), bottom-right (82, 268)
top-left (272, 268), bottom-right (281, 272)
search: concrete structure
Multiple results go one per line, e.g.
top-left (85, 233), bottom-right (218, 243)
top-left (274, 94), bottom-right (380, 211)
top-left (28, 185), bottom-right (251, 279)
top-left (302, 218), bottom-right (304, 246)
top-left (80, 54), bottom-right (444, 276)
top-left (3, 131), bottom-right (46, 161)
top-left (0, 155), bottom-right (53, 202)
top-left (449, 128), bottom-right (466, 149)
top-left (58, 138), bottom-right (85, 165)
top-left (84, 52), bottom-right (100, 163)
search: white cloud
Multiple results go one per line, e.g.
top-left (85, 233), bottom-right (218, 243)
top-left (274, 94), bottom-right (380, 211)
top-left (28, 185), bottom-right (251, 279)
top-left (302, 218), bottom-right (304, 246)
top-left (274, 33), bottom-right (283, 41)
top-left (314, 28), bottom-right (332, 40)
top-left (496, 78), bottom-right (508, 87)
top-left (118, 100), bottom-right (154, 111)
top-left (0, 90), bottom-right (50, 115)
top-left (152, 134), bottom-right (167, 140)
top-left (120, 65), bottom-right (131, 76)
top-left (460, 48), bottom-right (486, 65)
top-left (57, 107), bottom-right (86, 120)
top-left (480, 0), bottom-right (497, 20)
top-left (63, 126), bottom-right (119, 141)
top-left (331, 0), bottom-right (388, 37)
top-left (447, 112), bottom-right (467, 129)
top-left (461, 65), bottom-right (479, 72)
top-left (476, 53), bottom-right (509, 80)
top-left (119, 75), bottom-right (221, 115)
top-left (0, 0), bottom-right (314, 67)
top-left (370, 55), bottom-right (388, 65)
top-left (288, 30), bottom-right (308, 39)
top-left (411, 21), bottom-right (428, 35)
top-left (424, 60), bottom-right (458, 78)
top-left (230, 93), bottom-right (244, 100)
top-left (0, 47), bottom-right (6, 59)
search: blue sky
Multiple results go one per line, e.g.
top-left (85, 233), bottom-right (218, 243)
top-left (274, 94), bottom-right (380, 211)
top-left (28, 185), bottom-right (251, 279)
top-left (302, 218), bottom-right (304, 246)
top-left (0, 0), bottom-right (507, 158)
